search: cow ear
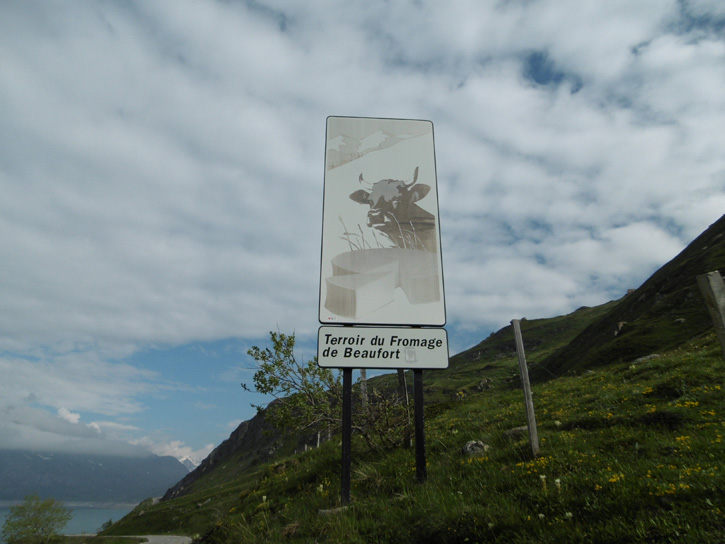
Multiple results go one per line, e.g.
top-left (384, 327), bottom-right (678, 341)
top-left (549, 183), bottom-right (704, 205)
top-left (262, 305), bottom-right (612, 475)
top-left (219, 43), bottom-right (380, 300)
top-left (349, 190), bottom-right (370, 204)
top-left (409, 184), bottom-right (430, 202)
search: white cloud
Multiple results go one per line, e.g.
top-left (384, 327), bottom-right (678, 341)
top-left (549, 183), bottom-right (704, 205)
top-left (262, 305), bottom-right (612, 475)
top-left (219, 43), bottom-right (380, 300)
top-left (130, 437), bottom-right (214, 465)
top-left (57, 407), bottom-right (81, 425)
top-left (88, 421), bottom-right (140, 435)
top-left (0, 0), bottom-right (723, 457)
top-left (0, 403), bottom-right (147, 456)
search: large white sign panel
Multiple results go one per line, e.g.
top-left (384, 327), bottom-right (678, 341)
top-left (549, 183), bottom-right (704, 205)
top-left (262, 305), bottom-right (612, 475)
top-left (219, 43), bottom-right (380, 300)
top-left (319, 117), bottom-right (445, 326)
top-left (318, 326), bottom-right (449, 369)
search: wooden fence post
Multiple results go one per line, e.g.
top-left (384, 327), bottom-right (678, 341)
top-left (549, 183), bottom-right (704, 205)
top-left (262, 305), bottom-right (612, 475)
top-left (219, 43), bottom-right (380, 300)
top-left (511, 319), bottom-right (540, 457)
top-left (697, 270), bottom-right (725, 359)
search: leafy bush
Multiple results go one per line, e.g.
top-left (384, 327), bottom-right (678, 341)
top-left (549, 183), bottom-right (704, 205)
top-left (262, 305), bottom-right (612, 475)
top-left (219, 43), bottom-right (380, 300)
top-left (244, 331), bottom-right (342, 436)
top-left (2, 495), bottom-right (72, 544)
top-left (244, 331), bottom-right (413, 452)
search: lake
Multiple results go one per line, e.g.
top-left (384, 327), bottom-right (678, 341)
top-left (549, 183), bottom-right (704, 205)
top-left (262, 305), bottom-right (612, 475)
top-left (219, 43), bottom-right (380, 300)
top-left (0, 502), bottom-right (135, 542)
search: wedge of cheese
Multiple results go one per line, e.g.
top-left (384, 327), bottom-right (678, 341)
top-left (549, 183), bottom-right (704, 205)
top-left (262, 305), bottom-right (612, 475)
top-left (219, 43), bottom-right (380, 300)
top-left (325, 248), bottom-right (441, 319)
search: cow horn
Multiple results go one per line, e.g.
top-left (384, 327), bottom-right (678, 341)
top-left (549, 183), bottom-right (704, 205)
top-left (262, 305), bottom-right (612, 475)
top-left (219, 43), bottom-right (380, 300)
top-left (358, 173), bottom-right (374, 189)
top-left (404, 166), bottom-right (419, 186)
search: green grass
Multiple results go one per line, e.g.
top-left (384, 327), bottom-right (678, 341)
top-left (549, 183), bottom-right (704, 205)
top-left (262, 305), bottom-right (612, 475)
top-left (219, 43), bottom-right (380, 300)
top-left (103, 218), bottom-right (725, 541)
top-left (61, 538), bottom-right (144, 544)
top-left (106, 332), bottom-right (725, 543)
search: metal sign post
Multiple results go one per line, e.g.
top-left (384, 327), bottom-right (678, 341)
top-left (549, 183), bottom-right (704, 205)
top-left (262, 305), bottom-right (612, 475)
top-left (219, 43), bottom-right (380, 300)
top-left (414, 369), bottom-right (427, 482)
top-left (341, 368), bottom-right (352, 505)
top-left (318, 117), bottom-right (448, 502)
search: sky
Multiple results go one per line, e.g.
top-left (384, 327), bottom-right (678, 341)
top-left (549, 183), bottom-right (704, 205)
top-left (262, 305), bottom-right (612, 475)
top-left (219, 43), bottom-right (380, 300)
top-left (1, 0), bottom-right (724, 466)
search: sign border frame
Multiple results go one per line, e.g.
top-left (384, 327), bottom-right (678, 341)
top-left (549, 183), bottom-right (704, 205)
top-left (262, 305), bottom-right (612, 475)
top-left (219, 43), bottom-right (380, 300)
top-left (318, 115), bottom-right (447, 327)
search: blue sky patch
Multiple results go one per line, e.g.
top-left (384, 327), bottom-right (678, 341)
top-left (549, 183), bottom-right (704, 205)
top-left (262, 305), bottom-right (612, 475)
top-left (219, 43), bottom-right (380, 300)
top-left (523, 51), bottom-right (583, 93)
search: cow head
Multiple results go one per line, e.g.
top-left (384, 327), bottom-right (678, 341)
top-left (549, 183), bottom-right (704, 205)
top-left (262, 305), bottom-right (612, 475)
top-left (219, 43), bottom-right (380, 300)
top-left (349, 167), bottom-right (437, 251)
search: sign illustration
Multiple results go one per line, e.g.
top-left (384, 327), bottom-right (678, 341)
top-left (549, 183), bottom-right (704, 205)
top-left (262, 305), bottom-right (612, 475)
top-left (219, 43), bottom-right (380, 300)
top-left (350, 166), bottom-right (437, 253)
top-left (319, 117), bottom-right (445, 326)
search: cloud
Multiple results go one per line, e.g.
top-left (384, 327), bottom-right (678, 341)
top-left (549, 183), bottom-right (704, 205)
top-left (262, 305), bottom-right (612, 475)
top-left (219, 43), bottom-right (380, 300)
top-left (130, 437), bottom-right (214, 465)
top-left (0, 350), bottom-right (170, 456)
top-left (0, 353), bottom-right (158, 416)
top-left (0, 402), bottom-right (147, 457)
top-left (88, 421), bottom-right (141, 435)
top-left (0, 0), bottom-right (723, 458)
top-left (57, 407), bottom-right (81, 425)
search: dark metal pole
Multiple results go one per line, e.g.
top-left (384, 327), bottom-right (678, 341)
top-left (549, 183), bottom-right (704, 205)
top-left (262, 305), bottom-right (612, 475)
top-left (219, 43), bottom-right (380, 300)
top-left (341, 368), bottom-right (352, 504)
top-left (414, 369), bottom-right (427, 483)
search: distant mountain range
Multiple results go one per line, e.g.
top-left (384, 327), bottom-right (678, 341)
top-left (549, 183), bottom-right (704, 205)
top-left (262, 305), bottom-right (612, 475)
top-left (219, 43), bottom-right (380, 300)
top-left (0, 450), bottom-right (189, 502)
top-left (180, 458), bottom-right (198, 472)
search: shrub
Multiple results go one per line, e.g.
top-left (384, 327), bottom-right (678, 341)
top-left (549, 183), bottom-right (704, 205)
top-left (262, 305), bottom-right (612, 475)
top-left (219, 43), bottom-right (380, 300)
top-left (1, 495), bottom-right (72, 544)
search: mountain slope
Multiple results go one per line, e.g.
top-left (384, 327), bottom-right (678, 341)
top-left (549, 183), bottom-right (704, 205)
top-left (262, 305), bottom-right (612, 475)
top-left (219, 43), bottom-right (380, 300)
top-left (162, 405), bottom-right (280, 501)
top-left (535, 214), bottom-right (725, 377)
top-left (105, 334), bottom-right (725, 542)
top-left (158, 301), bottom-right (615, 502)
top-left (105, 214), bottom-right (725, 541)
top-left (157, 215), bottom-right (725, 502)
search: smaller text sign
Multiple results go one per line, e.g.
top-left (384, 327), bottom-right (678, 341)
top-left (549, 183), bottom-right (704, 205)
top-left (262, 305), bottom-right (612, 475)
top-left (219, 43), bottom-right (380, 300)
top-left (318, 326), bottom-right (449, 369)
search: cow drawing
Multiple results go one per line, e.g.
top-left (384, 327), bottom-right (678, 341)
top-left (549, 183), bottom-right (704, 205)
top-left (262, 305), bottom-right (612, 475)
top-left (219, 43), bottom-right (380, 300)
top-left (349, 166), bottom-right (437, 252)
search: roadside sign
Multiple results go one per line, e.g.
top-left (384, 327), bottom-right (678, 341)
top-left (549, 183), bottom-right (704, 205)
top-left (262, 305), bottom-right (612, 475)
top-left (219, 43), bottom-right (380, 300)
top-left (318, 117), bottom-right (448, 499)
top-left (319, 116), bottom-right (445, 326)
top-left (317, 326), bottom-right (449, 369)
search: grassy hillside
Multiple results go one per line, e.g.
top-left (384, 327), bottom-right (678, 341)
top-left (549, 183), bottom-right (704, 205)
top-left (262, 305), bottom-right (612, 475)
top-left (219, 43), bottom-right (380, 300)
top-left (537, 214), bottom-right (725, 377)
top-left (103, 217), bottom-right (725, 542)
top-left (105, 330), bottom-right (724, 542)
top-left (132, 297), bottom-right (619, 510)
top-left (435, 301), bottom-right (622, 397)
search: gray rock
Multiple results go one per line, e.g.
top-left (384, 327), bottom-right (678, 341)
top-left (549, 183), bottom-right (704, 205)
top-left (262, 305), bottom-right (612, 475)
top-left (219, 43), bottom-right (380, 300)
top-left (632, 354), bottom-right (661, 364)
top-left (474, 378), bottom-right (494, 391)
top-left (462, 440), bottom-right (490, 457)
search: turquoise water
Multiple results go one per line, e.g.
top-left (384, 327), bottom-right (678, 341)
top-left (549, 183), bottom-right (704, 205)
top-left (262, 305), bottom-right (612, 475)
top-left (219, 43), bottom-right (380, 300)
top-left (0, 503), bottom-right (135, 541)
